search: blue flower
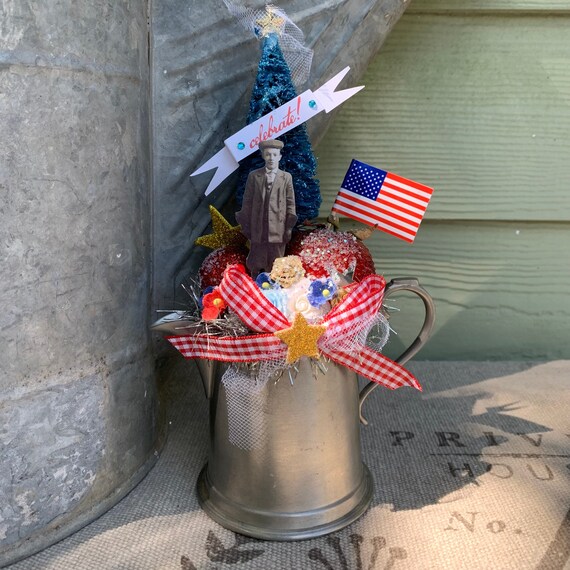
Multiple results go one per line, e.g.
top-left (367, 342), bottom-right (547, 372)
top-left (255, 272), bottom-right (277, 291)
top-left (307, 279), bottom-right (337, 307)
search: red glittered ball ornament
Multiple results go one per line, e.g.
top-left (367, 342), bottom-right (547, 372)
top-left (286, 229), bottom-right (375, 282)
top-left (199, 245), bottom-right (249, 290)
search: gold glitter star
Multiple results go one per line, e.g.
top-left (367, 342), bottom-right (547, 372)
top-left (255, 7), bottom-right (286, 37)
top-left (274, 313), bottom-right (327, 364)
top-left (194, 206), bottom-right (246, 250)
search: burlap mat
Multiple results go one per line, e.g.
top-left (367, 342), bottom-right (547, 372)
top-left (8, 361), bottom-right (570, 570)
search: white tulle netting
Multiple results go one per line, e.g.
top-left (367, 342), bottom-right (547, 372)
top-left (366, 311), bottom-right (391, 353)
top-left (222, 1), bottom-right (313, 86)
top-left (221, 311), bottom-right (391, 450)
top-left (222, 361), bottom-right (281, 450)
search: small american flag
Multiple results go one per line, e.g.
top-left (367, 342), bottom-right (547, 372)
top-left (332, 159), bottom-right (434, 243)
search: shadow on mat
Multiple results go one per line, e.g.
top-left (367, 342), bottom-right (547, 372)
top-left (360, 361), bottom-right (559, 511)
top-left (163, 360), bottom-right (558, 515)
top-left (163, 359), bottom-right (556, 516)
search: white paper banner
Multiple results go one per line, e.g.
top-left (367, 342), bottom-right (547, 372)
top-left (191, 67), bottom-right (364, 195)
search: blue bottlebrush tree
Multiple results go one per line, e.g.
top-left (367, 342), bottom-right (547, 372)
top-left (235, 33), bottom-right (321, 223)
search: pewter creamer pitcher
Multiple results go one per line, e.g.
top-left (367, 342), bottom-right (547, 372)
top-left (196, 278), bottom-right (435, 540)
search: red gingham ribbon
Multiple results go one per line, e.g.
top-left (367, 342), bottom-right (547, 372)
top-left (167, 266), bottom-right (421, 391)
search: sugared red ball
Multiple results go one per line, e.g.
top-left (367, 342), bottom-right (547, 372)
top-left (286, 229), bottom-right (375, 282)
top-left (199, 245), bottom-right (249, 289)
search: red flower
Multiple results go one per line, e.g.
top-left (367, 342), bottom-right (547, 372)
top-left (201, 289), bottom-right (228, 320)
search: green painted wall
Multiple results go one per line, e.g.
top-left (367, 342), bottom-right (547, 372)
top-left (316, 0), bottom-right (570, 360)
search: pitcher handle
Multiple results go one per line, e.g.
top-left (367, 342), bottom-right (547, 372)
top-left (358, 277), bottom-right (435, 425)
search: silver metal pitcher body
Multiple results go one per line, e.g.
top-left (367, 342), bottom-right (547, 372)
top-left (197, 358), bottom-right (372, 540)
top-left (196, 277), bottom-right (435, 540)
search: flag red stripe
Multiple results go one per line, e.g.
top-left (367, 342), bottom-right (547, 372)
top-left (331, 203), bottom-right (416, 242)
top-left (337, 189), bottom-right (423, 221)
top-left (377, 189), bottom-right (428, 213)
top-left (385, 172), bottom-right (433, 195)
top-left (333, 198), bottom-right (419, 235)
top-left (383, 179), bottom-right (431, 204)
top-left (332, 203), bottom-right (417, 239)
top-left (334, 193), bottom-right (421, 228)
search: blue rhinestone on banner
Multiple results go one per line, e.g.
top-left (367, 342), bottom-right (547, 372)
top-left (237, 142), bottom-right (245, 150)
top-left (308, 100), bottom-right (317, 109)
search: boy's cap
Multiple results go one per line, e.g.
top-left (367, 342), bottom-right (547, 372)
top-left (259, 139), bottom-right (284, 151)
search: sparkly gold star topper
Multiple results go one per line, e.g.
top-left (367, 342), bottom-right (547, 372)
top-left (194, 205), bottom-right (246, 250)
top-left (255, 6), bottom-right (286, 37)
top-left (274, 313), bottom-right (327, 364)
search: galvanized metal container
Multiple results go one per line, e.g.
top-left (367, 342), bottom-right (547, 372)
top-left (197, 278), bottom-right (435, 540)
top-left (198, 358), bottom-right (371, 539)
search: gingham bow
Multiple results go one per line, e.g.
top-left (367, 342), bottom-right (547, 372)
top-left (167, 266), bottom-right (421, 391)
